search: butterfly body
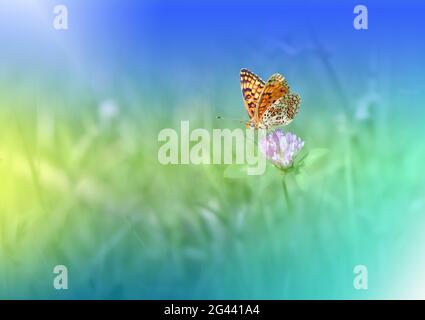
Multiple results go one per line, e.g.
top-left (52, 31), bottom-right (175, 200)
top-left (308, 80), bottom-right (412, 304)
top-left (240, 68), bottom-right (300, 130)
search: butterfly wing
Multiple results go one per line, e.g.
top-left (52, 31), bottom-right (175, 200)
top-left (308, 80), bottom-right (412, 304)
top-left (261, 92), bottom-right (300, 128)
top-left (255, 73), bottom-right (290, 120)
top-left (240, 69), bottom-right (265, 118)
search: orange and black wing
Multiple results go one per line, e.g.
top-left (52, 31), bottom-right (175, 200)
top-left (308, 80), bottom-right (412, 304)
top-left (256, 73), bottom-right (290, 120)
top-left (240, 69), bottom-right (265, 118)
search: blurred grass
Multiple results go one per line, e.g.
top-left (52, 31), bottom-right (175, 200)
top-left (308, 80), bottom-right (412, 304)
top-left (1, 30), bottom-right (425, 298)
top-left (0, 81), bottom-right (424, 299)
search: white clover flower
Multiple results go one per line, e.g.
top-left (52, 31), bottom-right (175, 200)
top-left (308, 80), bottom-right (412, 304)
top-left (260, 129), bottom-right (304, 169)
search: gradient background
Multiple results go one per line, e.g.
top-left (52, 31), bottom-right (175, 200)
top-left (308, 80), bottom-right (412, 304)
top-left (0, 0), bottom-right (425, 299)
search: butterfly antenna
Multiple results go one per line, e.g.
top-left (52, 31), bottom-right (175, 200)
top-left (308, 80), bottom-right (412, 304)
top-left (216, 115), bottom-right (245, 124)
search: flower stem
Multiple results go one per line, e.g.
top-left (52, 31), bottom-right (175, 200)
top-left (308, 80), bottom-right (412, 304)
top-left (282, 177), bottom-right (291, 212)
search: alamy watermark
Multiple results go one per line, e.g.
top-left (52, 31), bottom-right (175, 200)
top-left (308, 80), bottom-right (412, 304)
top-left (158, 121), bottom-right (267, 175)
top-left (353, 264), bottom-right (368, 290)
top-left (53, 5), bottom-right (69, 30)
top-left (353, 5), bottom-right (368, 30)
top-left (53, 265), bottom-right (68, 290)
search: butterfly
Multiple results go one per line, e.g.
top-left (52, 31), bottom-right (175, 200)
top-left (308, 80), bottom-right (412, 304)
top-left (240, 68), bottom-right (300, 130)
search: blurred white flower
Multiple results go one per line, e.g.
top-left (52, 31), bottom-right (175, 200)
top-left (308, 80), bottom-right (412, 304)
top-left (98, 99), bottom-right (119, 122)
top-left (355, 92), bottom-right (380, 121)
